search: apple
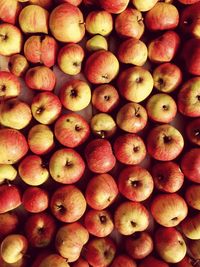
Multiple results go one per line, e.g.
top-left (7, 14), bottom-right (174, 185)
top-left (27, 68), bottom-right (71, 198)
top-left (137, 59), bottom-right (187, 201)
top-left (0, 212), bottom-right (19, 240)
top-left (118, 66), bottom-right (154, 103)
top-left (118, 165), bottom-right (153, 202)
top-left (28, 124), bottom-right (54, 155)
top-left (185, 185), bottom-right (200, 210)
top-left (0, 254), bottom-right (27, 267)
top-left (111, 255), bottom-right (137, 267)
top-left (22, 187), bottom-right (49, 213)
top-left (50, 185), bottom-right (86, 223)
top-left (132, 0), bottom-right (158, 11)
top-left (85, 237), bottom-right (116, 267)
top-left (186, 118), bottom-right (200, 146)
top-left (85, 173), bottom-right (118, 210)
top-left (55, 222), bottom-right (89, 262)
top-left (57, 44), bottom-right (84, 76)
top-left (0, 128), bottom-right (28, 164)
top-left (49, 148), bottom-right (85, 184)
top-left (125, 232), bottom-right (153, 259)
top-left (92, 84), bottom-right (119, 113)
top-left (178, 0), bottom-right (200, 3)
top-left (138, 256), bottom-right (169, 267)
top-left (153, 63), bottom-right (182, 93)
top-left (0, 71), bottom-right (21, 99)
top-left (147, 124), bottom-right (184, 161)
top-left (18, 155), bottom-right (49, 186)
top-left (38, 254), bottom-right (70, 267)
top-left (8, 54), bottom-right (29, 77)
top-left (0, 234), bottom-right (28, 264)
top-left (24, 35), bottom-right (58, 67)
top-left (0, 98), bottom-right (32, 130)
top-left (25, 66), bottom-right (56, 91)
top-left (49, 3), bottom-right (85, 43)
top-left (84, 209), bottom-right (114, 237)
top-left (176, 256), bottom-right (195, 267)
top-left (151, 161), bottom-right (184, 193)
top-left (182, 213), bottom-right (200, 239)
top-left (25, 213), bottom-right (56, 248)
top-left (58, 0), bottom-right (82, 5)
top-left (85, 50), bottom-right (119, 84)
top-left (178, 77), bottom-right (200, 117)
top-left (145, 2), bottom-right (179, 31)
top-left (31, 250), bottom-right (52, 267)
top-left (31, 92), bottom-right (62, 125)
top-left (188, 240), bottom-right (200, 260)
top-left (86, 35), bottom-right (108, 51)
top-left (0, 0), bottom-right (21, 24)
top-left (148, 31), bottom-right (180, 63)
top-left (90, 113), bottom-right (117, 138)
top-left (19, 5), bottom-right (49, 34)
top-left (115, 8), bottom-right (144, 39)
top-left (118, 38), bottom-right (148, 66)
top-left (181, 148), bottom-right (200, 183)
top-left (59, 80), bottom-right (91, 111)
top-left (99, 0), bottom-right (129, 13)
top-left (72, 258), bottom-right (89, 267)
top-left (114, 201), bottom-right (149, 236)
top-left (85, 139), bottom-right (116, 173)
top-left (0, 164), bottom-right (17, 184)
top-left (155, 227), bottom-right (186, 263)
top-left (86, 10), bottom-right (113, 36)
top-left (116, 102), bottom-right (148, 133)
top-left (29, 0), bottom-right (53, 9)
top-left (0, 23), bottom-right (22, 56)
top-left (54, 113), bottom-right (90, 148)
top-left (114, 134), bottom-right (146, 165)
top-left (146, 93), bottom-right (177, 123)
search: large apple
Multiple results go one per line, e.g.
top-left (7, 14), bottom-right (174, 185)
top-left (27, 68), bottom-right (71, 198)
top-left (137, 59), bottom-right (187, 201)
top-left (186, 118), bottom-right (200, 146)
top-left (0, 0), bottom-right (21, 24)
top-left (132, 0), bottom-right (158, 11)
top-left (185, 184), bottom-right (200, 210)
top-left (99, 0), bottom-right (129, 13)
top-left (8, 54), bottom-right (29, 77)
top-left (138, 256), bottom-right (169, 267)
top-left (0, 71), bottom-right (21, 99)
top-left (111, 255), bottom-right (136, 267)
top-left (0, 164), bottom-right (17, 184)
top-left (182, 213), bottom-right (200, 240)
top-left (0, 212), bottom-right (19, 239)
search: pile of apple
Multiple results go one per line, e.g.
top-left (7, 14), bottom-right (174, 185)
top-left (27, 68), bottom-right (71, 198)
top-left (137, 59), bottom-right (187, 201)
top-left (0, 0), bottom-right (200, 266)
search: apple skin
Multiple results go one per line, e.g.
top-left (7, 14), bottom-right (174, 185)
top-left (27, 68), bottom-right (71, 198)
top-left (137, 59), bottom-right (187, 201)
top-left (0, 23), bottom-right (22, 56)
top-left (99, 0), bottom-right (129, 13)
top-left (116, 102), bottom-right (148, 133)
top-left (38, 254), bottom-right (70, 267)
top-left (0, 253), bottom-right (27, 267)
top-left (0, 0), bottom-right (21, 24)
top-left (176, 256), bottom-right (195, 267)
top-left (24, 35), bottom-right (58, 67)
top-left (147, 124), bottom-right (184, 161)
top-left (0, 212), bottom-right (19, 240)
top-left (29, 0), bottom-right (53, 9)
top-left (0, 98), bottom-right (32, 130)
top-left (145, 2), bottom-right (179, 31)
top-left (55, 222), bottom-right (89, 262)
top-left (114, 201), bottom-right (149, 236)
top-left (57, 0), bottom-right (82, 5)
top-left (146, 93), bottom-right (177, 123)
top-left (185, 185), bottom-right (200, 210)
top-left (182, 213), bottom-right (200, 239)
top-left (0, 71), bottom-right (21, 99)
top-left (148, 31), bottom-right (180, 63)
top-left (178, 0), bottom-right (200, 3)
top-left (186, 118), bottom-right (200, 146)
top-left (85, 237), bottom-right (116, 267)
top-left (49, 148), bottom-right (85, 184)
top-left (138, 256), bottom-right (170, 267)
top-left (85, 139), bottom-right (116, 173)
top-left (181, 148), bottom-right (200, 183)
top-left (0, 164), bottom-right (17, 184)
top-left (92, 84), bottom-right (119, 113)
top-left (115, 8), bottom-right (144, 39)
top-left (85, 50), bottom-right (119, 84)
top-left (85, 173), bottom-right (118, 210)
top-left (57, 44), bottom-right (84, 76)
top-left (178, 77), bottom-right (200, 117)
top-left (59, 80), bottom-right (91, 111)
top-left (118, 165), bottom-right (153, 202)
top-left (125, 232), bottom-right (153, 260)
top-left (118, 66), bottom-right (154, 103)
top-left (151, 193), bottom-right (188, 227)
top-left (0, 128), bottom-right (28, 164)
top-left (151, 161), bottom-right (184, 193)
top-left (114, 134), bottom-right (146, 165)
top-left (9, 54), bottom-right (29, 77)
top-left (49, 3), bottom-right (85, 43)
top-left (155, 227), bottom-right (186, 263)
top-left (19, 5), bottom-right (49, 34)
top-left (153, 63), bottom-right (182, 93)
top-left (132, 0), bottom-right (158, 11)
top-left (25, 213), bottom-right (56, 248)
top-left (72, 258), bottom-right (89, 267)
top-left (31, 92), bottom-right (62, 125)
top-left (84, 209), bottom-right (114, 237)
top-left (50, 185), bottom-right (87, 223)
top-left (86, 35), bottom-right (108, 51)
top-left (22, 187), bottom-right (49, 213)
top-left (25, 66), bottom-right (56, 91)
top-left (111, 255), bottom-right (137, 267)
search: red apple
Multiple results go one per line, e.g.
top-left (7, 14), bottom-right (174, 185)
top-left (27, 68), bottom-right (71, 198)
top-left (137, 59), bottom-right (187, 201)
top-left (72, 258), bottom-right (89, 267)
top-left (9, 54), bottom-right (29, 77)
top-left (186, 118), bottom-right (200, 146)
top-left (58, 0), bottom-right (82, 5)
top-left (138, 256), bottom-right (169, 267)
top-left (176, 256), bottom-right (195, 267)
top-left (0, 185), bottom-right (21, 213)
top-left (182, 213), bottom-right (200, 240)
top-left (178, 0), bottom-right (200, 3)
top-left (188, 240), bottom-right (200, 260)
top-left (99, 0), bottom-right (129, 13)
top-left (185, 185), bottom-right (200, 210)
top-left (29, 0), bottom-right (53, 9)
top-left (111, 255), bottom-right (137, 267)
top-left (0, 0), bottom-right (21, 24)
top-left (0, 71), bottom-right (21, 99)
top-left (38, 254), bottom-right (70, 267)
top-left (0, 212), bottom-right (19, 240)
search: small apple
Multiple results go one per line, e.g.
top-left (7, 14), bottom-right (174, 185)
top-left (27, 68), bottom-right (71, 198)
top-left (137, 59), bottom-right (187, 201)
top-left (185, 185), bottom-right (200, 210)
top-left (0, 212), bottom-right (19, 240)
top-left (0, 164), bottom-right (17, 184)
top-left (132, 0), bottom-right (158, 11)
top-left (86, 35), bottom-right (108, 51)
top-left (111, 255), bottom-right (137, 267)
top-left (186, 118), bottom-right (200, 146)
top-left (72, 258), bottom-right (89, 267)
top-left (38, 254), bottom-right (70, 267)
top-left (182, 214), bottom-right (200, 240)
top-left (0, 0), bottom-right (21, 24)
top-left (99, 0), bottom-right (129, 14)
top-left (8, 54), bottom-right (29, 77)
top-left (0, 71), bottom-right (21, 99)
top-left (138, 256), bottom-right (169, 267)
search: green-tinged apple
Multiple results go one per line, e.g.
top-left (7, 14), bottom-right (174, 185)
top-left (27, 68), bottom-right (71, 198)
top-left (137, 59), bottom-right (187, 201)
top-left (59, 80), bottom-right (91, 111)
top-left (188, 240), bottom-right (200, 260)
top-left (9, 54), bottom-right (29, 77)
top-left (0, 71), bottom-right (21, 99)
top-left (85, 173), bottom-right (118, 210)
top-left (118, 66), bottom-right (154, 103)
top-left (29, 0), bottom-right (53, 8)
top-left (99, 0), bottom-right (129, 14)
top-left (72, 258), bottom-right (89, 267)
top-left (0, 0), bottom-right (21, 24)
top-left (114, 201), bottom-right (149, 235)
top-left (39, 254), bottom-right (70, 267)
top-left (138, 256), bottom-right (169, 267)
top-left (19, 5), bottom-right (49, 34)
top-left (49, 3), bottom-right (85, 43)
top-left (111, 255), bottom-right (137, 267)
top-left (132, 0), bottom-right (158, 11)
top-left (0, 164), bottom-right (17, 184)
top-left (18, 155), bottom-right (49, 186)
top-left (0, 212), bottom-right (19, 240)
top-left (186, 118), bottom-right (200, 146)
top-left (182, 214), bottom-right (200, 239)
top-left (86, 35), bottom-right (108, 51)
top-left (57, 44), bottom-right (84, 75)
top-left (185, 185), bottom-right (200, 210)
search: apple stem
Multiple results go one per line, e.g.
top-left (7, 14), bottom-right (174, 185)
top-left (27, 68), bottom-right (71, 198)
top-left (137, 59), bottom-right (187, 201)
top-left (5, 179), bottom-right (11, 186)
top-left (0, 34), bottom-right (7, 40)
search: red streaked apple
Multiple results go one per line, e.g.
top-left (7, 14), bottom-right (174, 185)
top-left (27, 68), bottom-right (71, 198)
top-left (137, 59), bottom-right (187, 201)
top-left (0, 71), bottom-right (21, 99)
top-left (99, 0), bottom-right (129, 14)
top-left (0, 164), bottom-right (17, 184)
top-left (132, 0), bottom-right (158, 11)
top-left (0, 0), bottom-right (21, 24)
top-left (138, 256), bottom-right (169, 267)
top-left (0, 212), bottom-right (19, 240)
top-left (38, 254), bottom-right (70, 267)
top-left (186, 118), bottom-right (200, 146)
top-left (9, 54), bottom-right (29, 77)
top-left (111, 255), bottom-right (137, 267)
top-left (185, 185), bottom-right (200, 210)
top-left (182, 213), bottom-right (200, 240)
top-left (86, 35), bottom-right (108, 51)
